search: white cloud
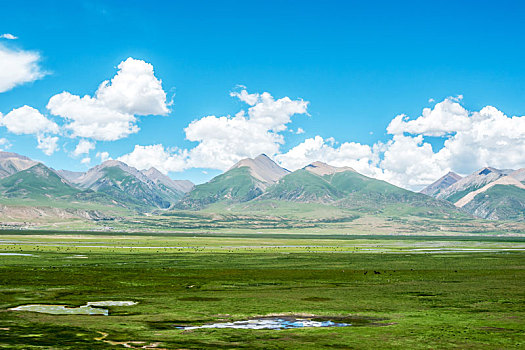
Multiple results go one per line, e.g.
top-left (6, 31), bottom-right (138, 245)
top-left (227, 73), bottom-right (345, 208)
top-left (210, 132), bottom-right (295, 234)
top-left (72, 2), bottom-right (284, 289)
top-left (119, 89), bottom-right (309, 172)
top-left (230, 89), bottom-right (259, 106)
top-left (0, 44), bottom-right (45, 93)
top-left (439, 106), bottom-right (525, 173)
top-left (276, 136), bottom-right (376, 175)
top-left (296, 127), bottom-right (305, 134)
top-left (0, 34), bottom-right (18, 40)
top-left (387, 98), bottom-right (470, 136)
top-left (95, 57), bottom-right (169, 116)
top-left (184, 89), bottom-right (308, 169)
top-left (118, 92), bottom-right (524, 191)
top-left (118, 144), bottom-right (187, 174)
top-left (47, 57), bottom-right (169, 141)
top-left (0, 138), bottom-right (11, 151)
top-left (378, 134), bottom-right (449, 189)
top-left (0, 105), bottom-right (58, 135)
top-left (96, 151), bottom-right (111, 162)
top-left (81, 157), bottom-right (91, 165)
top-left (72, 139), bottom-right (95, 156)
top-left (37, 135), bottom-right (59, 156)
top-left (278, 98), bottom-right (525, 190)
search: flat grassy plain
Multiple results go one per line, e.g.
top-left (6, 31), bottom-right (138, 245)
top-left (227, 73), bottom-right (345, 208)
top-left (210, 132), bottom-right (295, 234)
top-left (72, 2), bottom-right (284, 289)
top-left (0, 232), bottom-right (524, 349)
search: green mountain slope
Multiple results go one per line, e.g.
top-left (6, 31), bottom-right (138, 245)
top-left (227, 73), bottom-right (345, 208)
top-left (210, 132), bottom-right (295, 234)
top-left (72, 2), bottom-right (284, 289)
top-left (461, 185), bottom-right (525, 221)
top-left (263, 169), bottom-right (344, 202)
top-left (0, 163), bottom-right (81, 200)
top-left (176, 154), bottom-right (289, 210)
top-left (176, 167), bottom-right (265, 209)
top-left (261, 164), bottom-right (457, 217)
top-left (0, 163), bottom-right (125, 214)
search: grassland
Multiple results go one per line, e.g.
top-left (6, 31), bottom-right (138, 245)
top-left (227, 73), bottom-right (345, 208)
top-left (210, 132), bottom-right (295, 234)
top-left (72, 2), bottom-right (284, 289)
top-left (0, 231), bottom-right (524, 349)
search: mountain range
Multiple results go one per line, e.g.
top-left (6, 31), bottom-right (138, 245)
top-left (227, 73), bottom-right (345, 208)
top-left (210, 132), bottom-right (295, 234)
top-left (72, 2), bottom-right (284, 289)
top-left (0, 152), bottom-right (194, 215)
top-left (0, 151), bottom-right (523, 224)
top-left (421, 167), bottom-right (525, 221)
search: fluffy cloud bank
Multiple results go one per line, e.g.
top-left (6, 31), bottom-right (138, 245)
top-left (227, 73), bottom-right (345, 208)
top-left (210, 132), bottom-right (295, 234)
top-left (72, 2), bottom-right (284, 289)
top-left (387, 97), bottom-right (470, 136)
top-left (47, 57), bottom-right (169, 141)
top-left (276, 97), bottom-right (525, 189)
top-left (119, 89), bottom-right (309, 172)
top-left (0, 34), bottom-right (18, 40)
top-left (0, 106), bottom-right (59, 156)
top-left (275, 136), bottom-right (375, 174)
top-left (37, 135), bottom-right (59, 156)
top-left (72, 139), bottom-right (95, 156)
top-left (120, 94), bottom-right (524, 190)
top-left (119, 144), bottom-right (187, 174)
top-left (0, 105), bottom-right (58, 135)
top-left (0, 57), bottom-right (169, 157)
top-left (0, 43), bottom-right (45, 93)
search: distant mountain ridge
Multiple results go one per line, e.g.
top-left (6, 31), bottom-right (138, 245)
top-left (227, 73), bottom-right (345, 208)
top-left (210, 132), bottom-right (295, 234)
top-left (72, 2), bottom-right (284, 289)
top-left (0, 150), bottom-right (523, 222)
top-left (0, 151), bottom-right (38, 178)
top-left (176, 154), bottom-right (289, 209)
top-left (261, 161), bottom-right (452, 214)
top-left (177, 157), bottom-right (458, 220)
top-left (67, 160), bottom-right (191, 209)
top-left (423, 166), bottom-right (525, 221)
top-left (142, 167), bottom-right (194, 194)
top-left (0, 152), bottom-right (194, 213)
top-left (436, 167), bottom-right (510, 202)
top-left (420, 171), bottom-right (462, 197)
top-left (228, 154), bottom-right (290, 186)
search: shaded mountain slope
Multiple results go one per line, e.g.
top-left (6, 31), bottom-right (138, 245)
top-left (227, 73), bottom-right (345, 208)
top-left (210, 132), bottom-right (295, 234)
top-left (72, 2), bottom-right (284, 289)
top-left (421, 171), bottom-right (462, 197)
top-left (0, 152), bottom-right (38, 178)
top-left (462, 184), bottom-right (525, 221)
top-left (72, 161), bottom-right (174, 209)
top-left (142, 167), bottom-right (194, 195)
top-left (436, 167), bottom-right (509, 202)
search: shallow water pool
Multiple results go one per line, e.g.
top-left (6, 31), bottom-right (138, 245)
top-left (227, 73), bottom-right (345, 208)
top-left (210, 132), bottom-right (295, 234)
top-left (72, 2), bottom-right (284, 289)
top-left (177, 317), bottom-right (351, 330)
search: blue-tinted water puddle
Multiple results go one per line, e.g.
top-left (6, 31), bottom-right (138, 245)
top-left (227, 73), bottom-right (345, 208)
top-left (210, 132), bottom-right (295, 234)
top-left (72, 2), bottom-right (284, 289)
top-left (177, 317), bottom-right (350, 330)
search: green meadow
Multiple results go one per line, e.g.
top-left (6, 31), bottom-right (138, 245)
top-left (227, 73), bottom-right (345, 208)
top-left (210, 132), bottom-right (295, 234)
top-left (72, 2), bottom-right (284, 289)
top-left (0, 231), bottom-right (524, 349)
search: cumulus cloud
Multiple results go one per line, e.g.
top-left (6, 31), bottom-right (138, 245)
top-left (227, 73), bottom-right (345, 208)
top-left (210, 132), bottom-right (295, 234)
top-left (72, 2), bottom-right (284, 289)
top-left (47, 57), bottom-right (169, 141)
top-left (0, 138), bottom-right (11, 151)
top-left (113, 91), bottom-right (525, 191)
top-left (95, 57), bottom-right (169, 116)
top-left (118, 88), bottom-right (309, 172)
top-left (184, 89), bottom-right (308, 169)
top-left (37, 135), bottom-right (59, 156)
top-left (278, 98), bottom-right (525, 190)
top-left (387, 98), bottom-right (470, 136)
top-left (0, 34), bottom-right (18, 40)
top-left (96, 151), bottom-right (111, 162)
top-left (72, 139), bottom-right (95, 156)
top-left (0, 44), bottom-right (45, 93)
top-left (0, 105), bottom-right (58, 135)
top-left (118, 144), bottom-right (187, 174)
top-left (440, 106), bottom-right (525, 173)
top-left (81, 157), bottom-right (91, 165)
top-left (276, 136), bottom-right (375, 175)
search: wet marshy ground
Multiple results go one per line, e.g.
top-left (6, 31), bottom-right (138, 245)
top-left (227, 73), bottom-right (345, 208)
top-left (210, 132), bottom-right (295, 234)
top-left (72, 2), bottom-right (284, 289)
top-left (8, 301), bottom-right (137, 316)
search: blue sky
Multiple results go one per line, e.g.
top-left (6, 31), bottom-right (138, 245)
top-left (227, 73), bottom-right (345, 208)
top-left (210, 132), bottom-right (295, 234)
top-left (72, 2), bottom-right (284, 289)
top-left (1, 0), bottom-right (524, 188)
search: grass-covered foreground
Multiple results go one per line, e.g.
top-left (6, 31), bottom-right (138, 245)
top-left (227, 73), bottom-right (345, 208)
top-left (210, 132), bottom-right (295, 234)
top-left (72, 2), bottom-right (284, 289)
top-left (0, 232), bottom-right (524, 349)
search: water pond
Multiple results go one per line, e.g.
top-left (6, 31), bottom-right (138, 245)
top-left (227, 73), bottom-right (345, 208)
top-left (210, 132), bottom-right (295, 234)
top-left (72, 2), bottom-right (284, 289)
top-left (9, 301), bottom-right (137, 316)
top-left (177, 317), bottom-right (351, 330)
